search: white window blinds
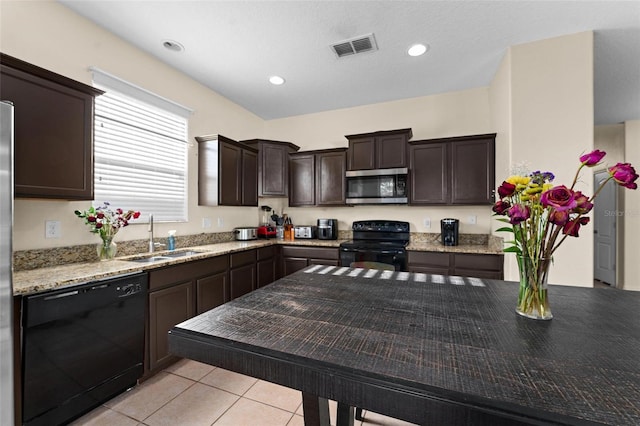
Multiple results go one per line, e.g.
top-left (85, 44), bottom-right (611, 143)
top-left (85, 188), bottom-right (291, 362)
top-left (92, 68), bottom-right (191, 222)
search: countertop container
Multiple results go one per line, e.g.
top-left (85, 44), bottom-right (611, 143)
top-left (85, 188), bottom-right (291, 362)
top-left (233, 227), bottom-right (257, 241)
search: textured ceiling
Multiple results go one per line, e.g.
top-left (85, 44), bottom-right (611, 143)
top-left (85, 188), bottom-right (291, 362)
top-left (59, 1), bottom-right (640, 125)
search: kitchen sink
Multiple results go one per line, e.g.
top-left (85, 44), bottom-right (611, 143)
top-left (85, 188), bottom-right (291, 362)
top-left (128, 250), bottom-right (204, 263)
top-left (163, 250), bottom-right (203, 258)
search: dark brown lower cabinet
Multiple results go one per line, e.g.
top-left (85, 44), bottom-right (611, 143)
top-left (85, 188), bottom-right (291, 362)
top-left (408, 251), bottom-right (504, 280)
top-left (256, 246), bottom-right (277, 288)
top-left (148, 281), bottom-right (194, 373)
top-left (280, 246), bottom-right (340, 277)
top-left (146, 255), bottom-right (229, 376)
top-left (229, 250), bottom-right (257, 299)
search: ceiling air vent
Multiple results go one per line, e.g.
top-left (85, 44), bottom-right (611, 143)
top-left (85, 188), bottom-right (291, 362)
top-left (331, 33), bottom-right (378, 58)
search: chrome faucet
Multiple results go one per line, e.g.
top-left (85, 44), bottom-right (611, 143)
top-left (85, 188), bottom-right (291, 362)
top-left (148, 214), bottom-right (155, 253)
top-left (148, 214), bottom-right (165, 253)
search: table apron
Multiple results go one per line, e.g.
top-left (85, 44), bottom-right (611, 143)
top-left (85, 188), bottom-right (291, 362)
top-left (168, 330), bottom-right (591, 426)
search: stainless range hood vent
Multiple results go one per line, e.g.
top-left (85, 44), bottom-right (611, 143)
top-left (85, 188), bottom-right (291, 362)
top-left (331, 33), bottom-right (378, 58)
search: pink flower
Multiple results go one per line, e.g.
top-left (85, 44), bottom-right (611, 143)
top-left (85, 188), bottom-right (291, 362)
top-left (608, 163), bottom-right (638, 190)
top-left (573, 191), bottom-right (593, 214)
top-left (540, 185), bottom-right (578, 212)
top-left (497, 181), bottom-right (517, 198)
top-left (579, 150), bottom-right (606, 166)
top-left (562, 216), bottom-right (590, 237)
top-left (508, 204), bottom-right (529, 225)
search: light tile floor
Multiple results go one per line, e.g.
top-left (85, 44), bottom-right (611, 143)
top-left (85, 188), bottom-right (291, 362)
top-left (71, 358), bottom-right (417, 426)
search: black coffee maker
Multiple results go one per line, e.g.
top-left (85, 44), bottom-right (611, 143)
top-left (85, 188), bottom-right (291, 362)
top-left (441, 218), bottom-right (459, 246)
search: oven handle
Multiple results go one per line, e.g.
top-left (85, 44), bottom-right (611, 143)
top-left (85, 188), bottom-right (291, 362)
top-left (340, 247), bottom-right (403, 255)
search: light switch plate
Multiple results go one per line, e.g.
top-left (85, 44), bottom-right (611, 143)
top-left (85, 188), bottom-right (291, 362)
top-left (202, 217), bottom-right (212, 229)
top-left (423, 217), bottom-right (431, 228)
top-left (468, 215), bottom-right (477, 225)
top-left (45, 220), bottom-right (61, 238)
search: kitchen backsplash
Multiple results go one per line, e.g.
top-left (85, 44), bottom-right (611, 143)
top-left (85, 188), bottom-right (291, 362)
top-left (13, 231), bottom-right (490, 271)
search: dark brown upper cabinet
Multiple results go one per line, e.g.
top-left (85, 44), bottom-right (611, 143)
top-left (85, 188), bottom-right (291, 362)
top-left (346, 128), bottom-right (412, 171)
top-left (0, 53), bottom-right (103, 199)
top-left (196, 134), bottom-right (258, 206)
top-left (289, 148), bottom-right (347, 207)
top-left (409, 134), bottom-right (496, 205)
top-left (241, 139), bottom-right (300, 198)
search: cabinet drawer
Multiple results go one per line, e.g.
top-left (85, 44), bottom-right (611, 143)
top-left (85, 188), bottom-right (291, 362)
top-left (257, 246), bottom-right (275, 261)
top-left (281, 246), bottom-right (339, 260)
top-left (454, 253), bottom-right (503, 271)
top-left (407, 251), bottom-right (450, 267)
top-left (149, 255), bottom-right (228, 291)
top-left (230, 249), bottom-right (257, 269)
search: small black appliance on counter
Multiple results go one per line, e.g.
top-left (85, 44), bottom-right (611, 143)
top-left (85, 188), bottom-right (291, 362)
top-left (441, 218), bottom-right (459, 246)
top-left (317, 219), bottom-right (338, 240)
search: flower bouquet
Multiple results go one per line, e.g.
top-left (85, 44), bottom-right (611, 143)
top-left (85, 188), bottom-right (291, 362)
top-left (493, 151), bottom-right (637, 320)
top-left (75, 202), bottom-right (141, 260)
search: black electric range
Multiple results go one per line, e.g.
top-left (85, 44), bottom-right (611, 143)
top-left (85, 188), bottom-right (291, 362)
top-left (339, 220), bottom-right (410, 271)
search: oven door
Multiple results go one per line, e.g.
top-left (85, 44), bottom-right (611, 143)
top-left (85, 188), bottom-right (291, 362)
top-left (339, 247), bottom-right (407, 271)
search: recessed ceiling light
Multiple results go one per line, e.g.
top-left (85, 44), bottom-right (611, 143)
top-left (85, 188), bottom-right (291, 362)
top-left (162, 40), bottom-right (184, 53)
top-left (408, 43), bottom-right (428, 57)
top-left (269, 75), bottom-right (286, 85)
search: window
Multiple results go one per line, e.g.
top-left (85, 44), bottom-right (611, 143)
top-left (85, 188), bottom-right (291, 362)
top-left (91, 68), bottom-right (191, 222)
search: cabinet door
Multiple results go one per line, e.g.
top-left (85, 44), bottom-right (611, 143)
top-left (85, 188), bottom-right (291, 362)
top-left (230, 264), bottom-right (256, 300)
top-left (242, 148), bottom-right (258, 206)
top-left (257, 258), bottom-right (276, 288)
top-left (409, 142), bottom-right (448, 204)
top-left (148, 281), bottom-right (194, 371)
top-left (376, 134), bottom-right (407, 169)
top-left (453, 253), bottom-right (504, 280)
top-left (308, 258), bottom-right (340, 267)
top-left (407, 251), bottom-right (451, 275)
top-left (219, 141), bottom-right (242, 205)
top-left (262, 143), bottom-right (288, 197)
top-left (347, 137), bottom-right (376, 170)
top-left (1, 64), bottom-right (97, 199)
top-left (450, 139), bottom-right (495, 204)
top-left (316, 150), bottom-right (346, 205)
top-left (282, 257), bottom-right (309, 277)
top-left (289, 153), bottom-right (315, 206)
top-left (196, 271), bottom-right (228, 314)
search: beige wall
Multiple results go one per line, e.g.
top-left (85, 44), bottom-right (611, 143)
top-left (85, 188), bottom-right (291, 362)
top-left (261, 87), bottom-right (494, 234)
top-left (623, 120), bottom-right (640, 291)
top-left (1, 1), bottom-right (265, 250)
top-left (492, 32), bottom-right (595, 286)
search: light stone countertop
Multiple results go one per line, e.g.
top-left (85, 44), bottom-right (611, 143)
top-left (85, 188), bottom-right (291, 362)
top-left (13, 237), bottom-right (503, 296)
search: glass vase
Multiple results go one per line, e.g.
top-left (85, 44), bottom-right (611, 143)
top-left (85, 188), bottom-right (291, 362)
top-left (516, 255), bottom-right (553, 320)
top-left (97, 237), bottom-right (117, 261)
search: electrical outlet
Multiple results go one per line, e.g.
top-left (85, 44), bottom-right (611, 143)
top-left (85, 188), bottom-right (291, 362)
top-left (468, 215), bottom-right (477, 225)
top-left (202, 217), bottom-right (212, 229)
top-left (423, 217), bottom-right (431, 228)
top-left (217, 217), bottom-right (224, 228)
top-left (45, 220), bottom-right (61, 238)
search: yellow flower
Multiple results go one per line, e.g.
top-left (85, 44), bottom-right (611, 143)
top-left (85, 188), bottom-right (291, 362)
top-left (506, 175), bottom-right (531, 186)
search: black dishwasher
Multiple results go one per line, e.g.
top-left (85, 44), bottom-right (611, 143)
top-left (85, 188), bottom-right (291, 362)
top-left (22, 272), bottom-right (147, 426)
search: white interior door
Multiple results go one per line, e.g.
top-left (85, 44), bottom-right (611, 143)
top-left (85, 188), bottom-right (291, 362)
top-left (593, 171), bottom-right (617, 286)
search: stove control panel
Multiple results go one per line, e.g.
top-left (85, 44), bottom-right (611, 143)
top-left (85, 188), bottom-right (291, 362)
top-left (352, 221), bottom-right (409, 233)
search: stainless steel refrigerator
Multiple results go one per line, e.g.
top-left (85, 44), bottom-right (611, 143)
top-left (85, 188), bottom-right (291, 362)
top-left (0, 100), bottom-right (15, 425)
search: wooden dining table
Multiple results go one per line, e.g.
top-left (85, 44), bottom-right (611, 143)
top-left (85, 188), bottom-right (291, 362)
top-left (168, 265), bottom-right (640, 425)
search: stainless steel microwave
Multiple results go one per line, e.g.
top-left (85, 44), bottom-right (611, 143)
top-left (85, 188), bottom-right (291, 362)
top-left (345, 167), bottom-right (408, 204)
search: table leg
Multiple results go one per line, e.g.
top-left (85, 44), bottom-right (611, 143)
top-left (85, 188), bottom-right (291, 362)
top-left (302, 393), bottom-right (330, 426)
top-left (336, 402), bottom-right (354, 426)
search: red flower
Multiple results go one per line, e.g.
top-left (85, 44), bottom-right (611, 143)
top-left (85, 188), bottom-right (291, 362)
top-left (548, 209), bottom-right (569, 226)
top-left (87, 215), bottom-right (96, 222)
top-left (492, 200), bottom-right (510, 215)
top-left (497, 181), bottom-right (517, 198)
top-left (608, 163), bottom-right (638, 190)
top-left (573, 191), bottom-right (593, 214)
top-left (562, 216), bottom-right (590, 237)
top-left (579, 149), bottom-right (606, 166)
top-left (133, 211), bottom-right (141, 219)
